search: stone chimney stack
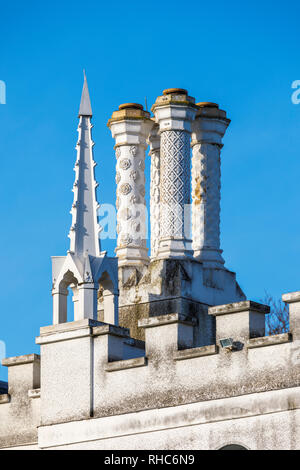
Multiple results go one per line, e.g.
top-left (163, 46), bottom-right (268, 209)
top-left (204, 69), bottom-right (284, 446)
top-left (108, 104), bottom-right (153, 267)
top-left (191, 103), bottom-right (230, 267)
top-left (152, 88), bottom-right (197, 259)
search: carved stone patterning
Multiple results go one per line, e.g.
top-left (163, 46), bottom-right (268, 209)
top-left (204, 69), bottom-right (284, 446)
top-left (129, 145), bottom-right (137, 156)
top-left (120, 234), bottom-right (133, 246)
top-left (150, 149), bottom-right (160, 257)
top-left (160, 130), bottom-right (190, 239)
top-left (119, 183), bottom-right (132, 195)
top-left (120, 159), bottom-right (131, 170)
top-left (139, 185), bottom-right (145, 197)
top-left (115, 144), bottom-right (147, 250)
top-left (130, 170), bottom-right (138, 181)
top-left (191, 143), bottom-right (221, 253)
top-left (130, 194), bottom-right (139, 204)
top-left (138, 160), bottom-right (145, 170)
top-left (115, 147), bottom-right (121, 159)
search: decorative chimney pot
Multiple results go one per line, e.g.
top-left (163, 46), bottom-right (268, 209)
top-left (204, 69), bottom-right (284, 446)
top-left (151, 88), bottom-right (197, 258)
top-left (108, 104), bottom-right (153, 267)
top-left (209, 300), bottom-right (270, 346)
top-left (191, 102), bottom-right (230, 266)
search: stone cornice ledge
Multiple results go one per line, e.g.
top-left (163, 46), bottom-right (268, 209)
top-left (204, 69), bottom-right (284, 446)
top-left (209, 300), bottom-right (270, 316)
top-left (28, 388), bottom-right (41, 399)
top-left (38, 386), bottom-right (300, 449)
top-left (92, 324), bottom-right (130, 338)
top-left (105, 356), bottom-right (147, 372)
top-left (174, 344), bottom-right (218, 361)
top-left (282, 291), bottom-right (300, 303)
top-left (39, 319), bottom-right (102, 336)
top-left (247, 333), bottom-right (292, 349)
top-left (2, 354), bottom-right (40, 367)
top-left (0, 394), bottom-right (10, 404)
top-left (138, 313), bottom-right (196, 329)
top-left (36, 320), bottom-right (130, 345)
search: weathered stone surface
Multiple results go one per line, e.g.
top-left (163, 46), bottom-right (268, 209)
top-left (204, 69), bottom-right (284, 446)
top-left (117, 257), bottom-right (245, 343)
top-left (37, 387), bottom-right (300, 449)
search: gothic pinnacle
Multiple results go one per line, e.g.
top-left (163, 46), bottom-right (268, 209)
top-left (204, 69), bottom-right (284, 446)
top-left (68, 74), bottom-right (101, 257)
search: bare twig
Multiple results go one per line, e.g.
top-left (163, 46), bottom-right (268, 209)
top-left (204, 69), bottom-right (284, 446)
top-left (261, 291), bottom-right (289, 336)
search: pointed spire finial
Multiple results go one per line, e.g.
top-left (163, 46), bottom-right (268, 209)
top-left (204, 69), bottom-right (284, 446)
top-left (78, 70), bottom-right (92, 117)
top-left (69, 72), bottom-right (101, 257)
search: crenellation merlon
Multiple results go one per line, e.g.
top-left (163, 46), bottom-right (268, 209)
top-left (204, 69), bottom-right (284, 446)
top-left (282, 290), bottom-right (300, 340)
top-left (282, 291), bottom-right (300, 303)
top-left (209, 300), bottom-right (270, 344)
top-left (173, 344), bottom-right (218, 361)
top-left (105, 356), bottom-right (147, 372)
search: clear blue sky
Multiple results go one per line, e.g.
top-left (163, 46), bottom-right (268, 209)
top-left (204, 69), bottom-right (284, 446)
top-left (0, 0), bottom-right (300, 379)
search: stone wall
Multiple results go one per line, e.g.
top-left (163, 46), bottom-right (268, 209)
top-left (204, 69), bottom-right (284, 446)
top-left (117, 257), bottom-right (245, 342)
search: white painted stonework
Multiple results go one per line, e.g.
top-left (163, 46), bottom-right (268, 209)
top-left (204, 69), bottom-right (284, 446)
top-left (0, 82), bottom-right (299, 450)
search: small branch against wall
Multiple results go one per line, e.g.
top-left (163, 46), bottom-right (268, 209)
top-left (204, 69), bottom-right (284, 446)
top-left (261, 291), bottom-right (289, 336)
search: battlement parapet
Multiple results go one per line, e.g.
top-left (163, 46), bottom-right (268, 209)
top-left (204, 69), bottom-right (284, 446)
top-left (1, 292), bottom-right (300, 448)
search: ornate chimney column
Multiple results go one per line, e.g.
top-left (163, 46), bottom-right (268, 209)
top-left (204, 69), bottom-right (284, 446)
top-left (51, 73), bottom-right (119, 325)
top-left (191, 102), bottom-right (230, 267)
top-left (152, 88), bottom-right (197, 258)
top-left (108, 104), bottom-right (153, 267)
top-left (147, 122), bottom-right (160, 258)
